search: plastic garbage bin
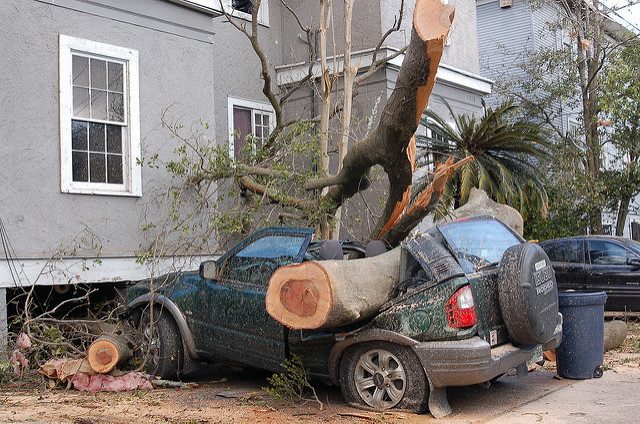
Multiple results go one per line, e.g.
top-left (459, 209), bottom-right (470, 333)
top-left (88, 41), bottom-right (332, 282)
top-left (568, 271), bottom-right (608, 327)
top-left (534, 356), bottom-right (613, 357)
top-left (556, 291), bottom-right (607, 379)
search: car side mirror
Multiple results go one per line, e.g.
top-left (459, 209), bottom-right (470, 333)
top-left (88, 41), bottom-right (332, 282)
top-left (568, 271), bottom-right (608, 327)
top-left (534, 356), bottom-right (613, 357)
top-left (628, 257), bottom-right (640, 267)
top-left (199, 260), bottom-right (218, 279)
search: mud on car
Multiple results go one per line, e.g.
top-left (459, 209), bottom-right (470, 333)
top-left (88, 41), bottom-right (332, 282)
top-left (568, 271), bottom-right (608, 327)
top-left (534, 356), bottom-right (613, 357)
top-left (125, 217), bottom-right (562, 417)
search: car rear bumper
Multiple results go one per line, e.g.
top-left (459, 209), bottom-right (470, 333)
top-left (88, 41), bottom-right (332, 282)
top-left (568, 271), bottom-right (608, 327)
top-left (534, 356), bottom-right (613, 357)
top-left (412, 318), bottom-right (562, 388)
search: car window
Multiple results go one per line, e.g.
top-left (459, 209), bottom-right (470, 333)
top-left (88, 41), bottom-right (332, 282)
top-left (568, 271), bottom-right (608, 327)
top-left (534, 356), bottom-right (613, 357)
top-left (236, 235), bottom-right (306, 259)
top-left (543, 241), bottom-right (581, 263)
top-left (220, 235), bottom-right (307, 285)
top-left (628, 239), bottom-right (640, 255)
top-left (438, 219), bottom-right (521, 271)
top-left (588, 241), bottom-right (633, 265)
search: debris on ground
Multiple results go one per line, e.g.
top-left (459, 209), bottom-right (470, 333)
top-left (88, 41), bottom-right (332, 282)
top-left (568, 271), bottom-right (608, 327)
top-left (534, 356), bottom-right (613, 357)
top-left (39, 358), bottom-right (95, 382)
top-left (69, 372), bottom-right (152, 392)
top-left (150, 379), bottom-right (198, 389)
top-left (39, 357), bottom-right (152, 392)
top-left (16, 332), bottom-right (32, 350)
top-left (9, 332), bottom-right (31, 377)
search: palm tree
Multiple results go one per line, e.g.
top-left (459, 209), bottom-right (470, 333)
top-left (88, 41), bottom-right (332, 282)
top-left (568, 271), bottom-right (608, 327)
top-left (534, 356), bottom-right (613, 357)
top-left (416, 101), bottom-right (550, 215)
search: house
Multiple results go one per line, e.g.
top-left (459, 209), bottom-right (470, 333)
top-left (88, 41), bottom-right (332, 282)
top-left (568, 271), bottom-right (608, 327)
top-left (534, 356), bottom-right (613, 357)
top-left (476, 0), bottom-right (639, 239)
top-left (0, 0), bottom-right (491, 344)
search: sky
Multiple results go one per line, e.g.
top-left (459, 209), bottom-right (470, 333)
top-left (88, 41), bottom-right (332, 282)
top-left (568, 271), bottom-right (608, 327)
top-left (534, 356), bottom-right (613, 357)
top-left (603, 0), bottom-right (640, 32)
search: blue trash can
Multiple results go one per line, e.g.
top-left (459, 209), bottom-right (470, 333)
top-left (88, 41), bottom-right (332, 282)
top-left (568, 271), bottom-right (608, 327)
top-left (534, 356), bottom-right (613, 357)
top-left (556, 291), bottom-right (607, 379)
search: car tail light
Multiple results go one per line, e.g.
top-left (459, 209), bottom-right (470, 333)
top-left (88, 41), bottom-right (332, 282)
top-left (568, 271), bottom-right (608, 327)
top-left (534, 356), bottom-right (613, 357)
top-left (446, 285), bottom-right (478, 329)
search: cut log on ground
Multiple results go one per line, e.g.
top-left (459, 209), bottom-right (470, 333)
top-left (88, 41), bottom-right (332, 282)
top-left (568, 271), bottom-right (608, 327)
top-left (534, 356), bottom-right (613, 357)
top-left (266, 248), bottom-right (401, 329)
top-left (87, 334), bottom-right (132, 374)
top-left (604, 320), bottom-right (628, 351)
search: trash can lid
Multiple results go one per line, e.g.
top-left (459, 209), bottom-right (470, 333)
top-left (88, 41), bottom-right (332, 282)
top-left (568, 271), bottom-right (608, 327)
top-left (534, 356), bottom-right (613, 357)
top-left (558, 291), bottom-right (607, 307)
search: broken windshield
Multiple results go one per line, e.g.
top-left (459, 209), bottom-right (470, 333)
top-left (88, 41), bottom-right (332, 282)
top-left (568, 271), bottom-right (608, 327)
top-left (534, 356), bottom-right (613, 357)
top-left (438, 219), bottom-right (521, 272)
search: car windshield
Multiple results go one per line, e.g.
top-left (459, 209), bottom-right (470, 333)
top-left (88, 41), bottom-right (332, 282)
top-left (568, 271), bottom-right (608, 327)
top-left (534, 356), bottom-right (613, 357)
top-left (438, 219), bottom-right (521, 272)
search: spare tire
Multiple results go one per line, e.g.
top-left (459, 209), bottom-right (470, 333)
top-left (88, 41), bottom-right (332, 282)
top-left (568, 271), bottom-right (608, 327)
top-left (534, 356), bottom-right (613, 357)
top-left (498, 243), bottom-right (559, 346)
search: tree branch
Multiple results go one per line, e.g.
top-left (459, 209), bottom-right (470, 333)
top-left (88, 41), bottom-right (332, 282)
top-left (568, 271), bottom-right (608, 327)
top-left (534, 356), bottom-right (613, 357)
top-left (238, 176), bottom-right (315, 212)
top-left (302, 0), bottom-right (455, 243)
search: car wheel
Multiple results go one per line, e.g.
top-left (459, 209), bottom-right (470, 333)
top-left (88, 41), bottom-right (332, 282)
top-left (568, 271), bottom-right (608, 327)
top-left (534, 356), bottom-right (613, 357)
top-left (137, 307), bottom-right (184, 380)
top-left (339, 342), bottom-right (428, 413)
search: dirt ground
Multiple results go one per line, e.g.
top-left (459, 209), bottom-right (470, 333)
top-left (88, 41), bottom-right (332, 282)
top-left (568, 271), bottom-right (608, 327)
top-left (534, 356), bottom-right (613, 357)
top-left (2, 321), bottom-right (639, 424)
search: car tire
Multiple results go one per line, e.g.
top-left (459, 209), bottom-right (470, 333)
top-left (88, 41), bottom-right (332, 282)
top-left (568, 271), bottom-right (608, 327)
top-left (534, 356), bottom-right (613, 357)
top-left (339, 342), bottom-right (428, 413)
top-left (498, 243), bottom-right (560, 346)
top-left (136, 306), bottom-right (184, 380)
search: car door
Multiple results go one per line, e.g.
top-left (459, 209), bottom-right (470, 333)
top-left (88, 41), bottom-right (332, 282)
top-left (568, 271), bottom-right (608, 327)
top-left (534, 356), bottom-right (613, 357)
top-left (198, 227), bottom-right (313, 371)
top-left (541, 239), bottom-right (587, 290)
top-left (586, 239), bottom-right (640, 311)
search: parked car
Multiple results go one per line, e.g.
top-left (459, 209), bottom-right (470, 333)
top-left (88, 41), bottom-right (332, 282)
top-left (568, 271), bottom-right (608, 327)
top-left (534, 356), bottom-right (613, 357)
top-left (125, 217), bottom-right (562, 417)
top-left (539, 235), bottom-right (640, 312)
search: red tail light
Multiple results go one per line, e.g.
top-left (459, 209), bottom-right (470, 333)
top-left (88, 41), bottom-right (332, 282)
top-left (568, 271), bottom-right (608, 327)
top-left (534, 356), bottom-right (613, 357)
top-left (446, 285), bottom-right (477, 329)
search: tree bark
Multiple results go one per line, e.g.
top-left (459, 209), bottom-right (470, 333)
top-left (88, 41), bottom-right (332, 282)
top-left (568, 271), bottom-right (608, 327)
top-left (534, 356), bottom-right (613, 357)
top-left (318, 0), bottom-right (333, 239)
top-left (616, 194), bottom-right (631, 236)
top-left (332, 0), bottom-right (357, 240)
top-left (574, 0), bottom-right (603, 234)
top-left (266, 248), bottom-right (401, 329)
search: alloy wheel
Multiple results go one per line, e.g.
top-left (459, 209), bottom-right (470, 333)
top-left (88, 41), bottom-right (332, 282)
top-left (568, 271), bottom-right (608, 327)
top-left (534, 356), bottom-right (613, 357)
top-left (354, 348), bottom-right (407, 409)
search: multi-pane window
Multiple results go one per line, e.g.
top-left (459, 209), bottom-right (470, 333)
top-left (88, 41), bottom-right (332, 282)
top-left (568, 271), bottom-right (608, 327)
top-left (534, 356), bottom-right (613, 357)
top-left (71, 55), bottom-right (125, 184)
top-left (59, 35), bottom-right (141, 196)
top-left (228, 98), bottom-right (274, 158)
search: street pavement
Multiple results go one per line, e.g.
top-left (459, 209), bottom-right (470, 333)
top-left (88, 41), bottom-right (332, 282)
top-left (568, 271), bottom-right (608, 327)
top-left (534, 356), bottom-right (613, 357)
top-left (438, 365), bottom-right (640, 423)
top-left (486, 366), bottom-right (639, 424)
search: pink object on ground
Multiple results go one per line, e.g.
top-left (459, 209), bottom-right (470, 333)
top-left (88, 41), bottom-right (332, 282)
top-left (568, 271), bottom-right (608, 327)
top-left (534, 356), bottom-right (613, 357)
top-left (70, 372), bottom-right (153, 392)
top-left (16, 333), bottom-right (31, 350)
top-left (9, 350), bottom-right (28, 377)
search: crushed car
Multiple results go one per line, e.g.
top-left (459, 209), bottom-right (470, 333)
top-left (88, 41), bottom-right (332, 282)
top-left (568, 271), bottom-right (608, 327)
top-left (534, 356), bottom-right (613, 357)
top-left (125, 217), bottom-right (562, 417)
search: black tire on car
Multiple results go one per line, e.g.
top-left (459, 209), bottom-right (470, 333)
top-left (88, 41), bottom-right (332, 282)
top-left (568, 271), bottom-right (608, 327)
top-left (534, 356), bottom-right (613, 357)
top-left (498, 243), bottom-right (559, 346)
top-left (339, 342), bottom-right (429, 413)
top-left (136, 306), bottom-right (184, 379)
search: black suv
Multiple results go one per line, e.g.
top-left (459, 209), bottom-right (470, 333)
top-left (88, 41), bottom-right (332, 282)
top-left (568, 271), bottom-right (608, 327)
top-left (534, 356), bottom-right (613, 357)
top-left (539, 236), bottom-right (640, 312)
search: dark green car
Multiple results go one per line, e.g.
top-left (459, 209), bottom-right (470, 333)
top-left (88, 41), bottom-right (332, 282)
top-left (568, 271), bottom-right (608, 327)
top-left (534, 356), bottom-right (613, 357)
top-left (126, 217), bottom-right (562, 417)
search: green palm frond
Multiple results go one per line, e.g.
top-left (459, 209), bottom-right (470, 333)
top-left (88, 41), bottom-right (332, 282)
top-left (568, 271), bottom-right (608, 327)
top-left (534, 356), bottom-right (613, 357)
top-left (416, 100), bottom-right (550, 214)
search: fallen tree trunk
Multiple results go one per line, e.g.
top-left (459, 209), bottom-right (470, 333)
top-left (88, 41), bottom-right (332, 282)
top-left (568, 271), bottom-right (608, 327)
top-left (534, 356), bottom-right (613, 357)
top-left (87, 334), bottom-right (132, 374)
top-left (266, 248), bottom-right (401, 329)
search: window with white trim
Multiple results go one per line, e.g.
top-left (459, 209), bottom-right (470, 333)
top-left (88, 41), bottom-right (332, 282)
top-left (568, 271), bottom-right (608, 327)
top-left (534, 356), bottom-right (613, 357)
top-left (228, 98), bottom-right (275, 158)
top-left (59, 35), bottom-right (141, 196)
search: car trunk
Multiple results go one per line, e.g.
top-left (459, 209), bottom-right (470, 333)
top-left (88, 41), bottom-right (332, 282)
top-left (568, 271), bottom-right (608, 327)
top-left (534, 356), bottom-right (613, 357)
top-left (400, 230), bottom-right (514, 345)
top-left (468, 270), bottom-right (510, 346)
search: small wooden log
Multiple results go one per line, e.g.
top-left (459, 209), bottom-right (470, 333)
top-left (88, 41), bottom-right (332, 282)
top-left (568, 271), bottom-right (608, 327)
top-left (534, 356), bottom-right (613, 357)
top-left (604, 320), bottom-right (628, 351)
top-left (266, 248), bottom-right (401, 329)
top-left (87, 334), bottom-right (132, 374)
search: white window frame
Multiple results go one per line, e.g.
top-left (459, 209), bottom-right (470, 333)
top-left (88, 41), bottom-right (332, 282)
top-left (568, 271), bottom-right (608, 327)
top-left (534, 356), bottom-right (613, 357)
top-left (180, 0), bottom-right (269, 26)
top-left (227, 97), bottom-right (275, 158)
top-left (59, 34), bottom-right (141, 197)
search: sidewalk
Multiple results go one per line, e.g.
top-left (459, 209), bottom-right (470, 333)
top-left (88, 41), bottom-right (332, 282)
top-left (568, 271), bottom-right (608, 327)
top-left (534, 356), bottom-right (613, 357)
top-left (487, 366), bottom-right (640, 424)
